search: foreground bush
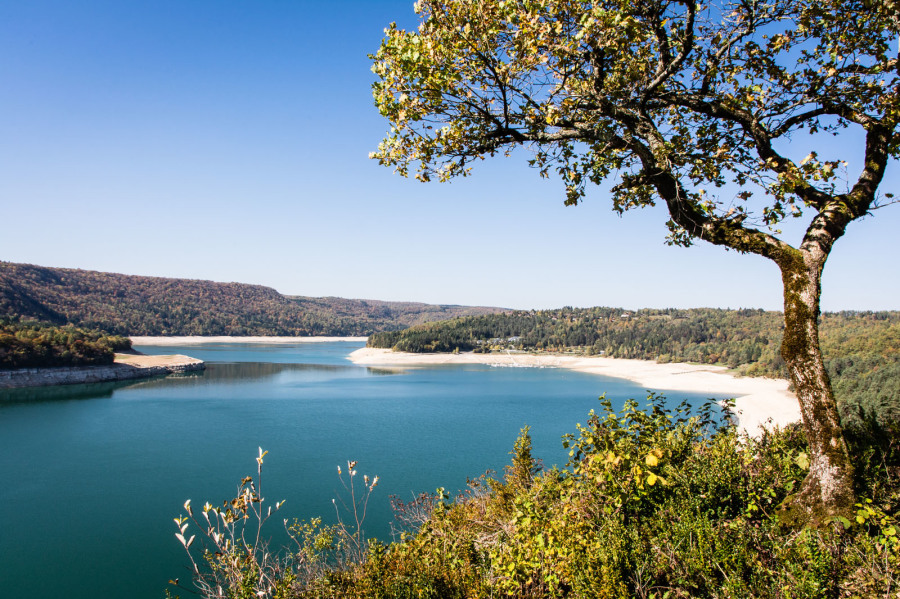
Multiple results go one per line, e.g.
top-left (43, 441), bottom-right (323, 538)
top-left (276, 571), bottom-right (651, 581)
top-left (172, 396), bottom-right (900, 598)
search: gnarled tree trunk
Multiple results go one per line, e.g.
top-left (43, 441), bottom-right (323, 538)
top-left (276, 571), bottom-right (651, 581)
top-left (778, 248), bottom-right (855, 522)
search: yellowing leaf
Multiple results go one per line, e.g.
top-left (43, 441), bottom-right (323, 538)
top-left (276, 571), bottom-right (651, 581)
top-left (647, 473), bottom-right (658, 486)
top-left (645, 453), bottom-right (659, 467)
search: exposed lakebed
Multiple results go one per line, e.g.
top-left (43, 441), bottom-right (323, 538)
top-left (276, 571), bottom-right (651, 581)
top-left (0, 341), bottom-right (724, 599)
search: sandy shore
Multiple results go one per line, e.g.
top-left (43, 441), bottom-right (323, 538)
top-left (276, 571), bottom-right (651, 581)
top-left (114, 353), bottom-right (205, 369)
top-left (131, 336), bottom-right (368, 345)
top-left (349, 348), bottom-right (800, 436)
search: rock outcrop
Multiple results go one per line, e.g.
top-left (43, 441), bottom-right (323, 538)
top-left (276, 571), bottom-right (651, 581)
top-left (0, 354), bottom-right (204, 389)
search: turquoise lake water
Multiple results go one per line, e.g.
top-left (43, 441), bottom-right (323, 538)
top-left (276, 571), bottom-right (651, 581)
top-left (0, 341), bottom-right (724, 599)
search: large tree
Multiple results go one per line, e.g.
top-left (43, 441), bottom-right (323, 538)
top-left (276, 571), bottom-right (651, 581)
top-left (370, 0), bottom-right (899, 520)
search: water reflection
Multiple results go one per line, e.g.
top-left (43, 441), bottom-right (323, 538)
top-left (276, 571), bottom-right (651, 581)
top-left (366, 367), bottom-right (405, 376)
top-left (0, 362), bottom-right (404, 404)
top-left (0, 378), bottom-right (151, 405)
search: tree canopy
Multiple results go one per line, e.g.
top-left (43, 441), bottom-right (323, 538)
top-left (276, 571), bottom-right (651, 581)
top-left (372, 0), bottom-right (897, 239)
top-left (371, 0), bottom-right (900, 520)
top-left (0, 319), bottom-right (131, 370)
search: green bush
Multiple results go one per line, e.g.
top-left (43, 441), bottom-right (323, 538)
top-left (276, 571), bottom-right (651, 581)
top-left (174, 397), bottom-right (900, 598)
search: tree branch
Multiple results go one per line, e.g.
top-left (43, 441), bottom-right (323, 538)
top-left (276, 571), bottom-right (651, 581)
top-left (623, 121), bottom-right (795, 262)
top-left (772, 107), bottom-right (832, 137)
top-left (667, 95), bottom-right (835, 209)
top-left (643, 0), bottom-right (697, 98)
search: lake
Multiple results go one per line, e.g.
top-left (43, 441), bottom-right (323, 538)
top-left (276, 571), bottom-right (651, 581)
top-left (0, 341), bottom-right (723, 599)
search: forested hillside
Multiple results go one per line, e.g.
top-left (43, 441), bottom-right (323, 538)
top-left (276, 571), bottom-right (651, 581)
top-left (369, 307), bottom-right (900, 425)
top-left (0, 262), bottom-right (504, 336)
top-left (0, 319), bottom-right (132, 370)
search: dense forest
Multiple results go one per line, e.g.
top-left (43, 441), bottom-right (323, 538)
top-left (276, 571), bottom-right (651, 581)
top-left (369, 307), bottom-right (900, 425)
top-left (0, 319), bottom-right (132, 370)
top-left (0, 262), bottom-right (503, 336)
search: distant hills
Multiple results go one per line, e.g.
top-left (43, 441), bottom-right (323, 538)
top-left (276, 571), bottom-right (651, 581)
top-left (0, 262), bottom-right (506, 336)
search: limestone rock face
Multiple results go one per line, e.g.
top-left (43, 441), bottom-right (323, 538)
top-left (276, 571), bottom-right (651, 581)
top-left (0, 354), bottom-right (205, 389)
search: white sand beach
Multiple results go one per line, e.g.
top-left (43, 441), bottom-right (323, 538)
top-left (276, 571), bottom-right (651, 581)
top-left (130, 336), bottom-right (368, 345)
top-left (348, 348), bottom-right (801, 436)
top-left (114, 353), bottom-right (205, 369)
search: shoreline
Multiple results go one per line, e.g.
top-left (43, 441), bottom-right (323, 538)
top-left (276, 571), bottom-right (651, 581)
top-left (130, 335), bottom-right (368, 345)
top-left (0, 354), bottom-right (205, 390)
top-left (348, 348), bottom-right (800, 436)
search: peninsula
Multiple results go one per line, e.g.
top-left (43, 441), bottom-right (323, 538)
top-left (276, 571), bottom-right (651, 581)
top-left (0, 352), bottom-right (205, 389)
top-left (349, 347), bottom-right (800, 436)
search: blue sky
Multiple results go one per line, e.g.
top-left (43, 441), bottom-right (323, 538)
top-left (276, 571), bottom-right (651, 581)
top-left (1, 0), bottom-right (897, 311)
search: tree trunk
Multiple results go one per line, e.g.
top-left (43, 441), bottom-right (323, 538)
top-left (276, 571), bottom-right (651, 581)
top-left (778, 249), bottom-right (855, 524)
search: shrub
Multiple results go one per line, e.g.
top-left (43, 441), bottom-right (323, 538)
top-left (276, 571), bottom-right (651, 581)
top-left (169, 450), bottom-right (379, 599)
top-left (173, 396), bottom-right (900, 598)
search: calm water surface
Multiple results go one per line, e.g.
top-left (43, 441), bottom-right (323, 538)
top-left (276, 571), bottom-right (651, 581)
top-left (0, 341), bottom-right (723, 599)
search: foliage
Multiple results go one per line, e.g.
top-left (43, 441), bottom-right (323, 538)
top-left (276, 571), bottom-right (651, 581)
top-left (170, 450), bottom-right (379, 599)
top-left (370, 0), bottom-right (900, 515)
top-left (0, 318), bottom-right (131, 370)
top-left (371, 0), bottom-right (898, 237)
top-left (175, 397), bottom-right (900, 598)
top-left (370, 307), bottom-right (900, 426)
top-left (0, 261), bottom-right (504, 336)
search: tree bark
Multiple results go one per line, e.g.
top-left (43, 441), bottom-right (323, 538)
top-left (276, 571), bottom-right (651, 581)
top-left (635, 137), bottom-right (859, 524)
top-left (778, 248), bottom-right (856, 523)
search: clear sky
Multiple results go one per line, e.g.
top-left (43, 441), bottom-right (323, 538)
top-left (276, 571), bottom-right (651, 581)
top-left (1, 1), bottom-right (897, 311)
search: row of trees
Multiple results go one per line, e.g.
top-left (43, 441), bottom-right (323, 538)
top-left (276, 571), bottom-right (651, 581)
top-left (0, 262), bottom-right (502, 336)
top-left (369, 308), bottom-right (900, 426)
top-left (0, 319), bottom-right (132, 370)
